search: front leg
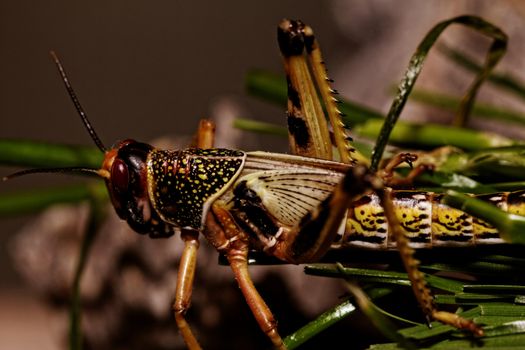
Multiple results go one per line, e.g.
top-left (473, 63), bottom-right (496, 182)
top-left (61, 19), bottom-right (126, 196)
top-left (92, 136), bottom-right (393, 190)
top-left (172, 119), bottom-right (216, 349)
top-left (173, 230), bottom-right (202, 350)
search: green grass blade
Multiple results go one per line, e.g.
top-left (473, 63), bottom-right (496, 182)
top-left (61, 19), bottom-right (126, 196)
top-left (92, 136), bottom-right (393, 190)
top-left (245, 69), bottom-right (383, 124)
top-left (305, 264), bottom-right (464, 293)
top-left (283, 300), bottom-right (357, 349)
top-left (356, 119), bottom-right (514, 151)
top-left (439, 43), bottom-right (525, 101)
top-left (233, 116), bottom-right (515, 152)
top-left (0, 139), bottom-right (102, 168)
top-left (442, 190), bottom-right (525, 244)
top-left (69, 192), bottom-right (107, 350)
top-left (245, 69), bottom-right (288, 107)
top-left (0, 140), bottom-right (107, 216)
top-left (436, 146), bottom-right (525, 182)
top-left (233, 118), bottom-right (288, 137)
top-left (344, 281), bottom-right (415, 348)
top-left (398, 307), bottom-right (481, 340)
top-left (481, 304), bottom-right (525, 317)
top-left (410, 88), bottom-right (525, 126)
top-left (0, 183), bottom-right (107, 216)
top-left (371, 15), bottom-right (507, 171)
top-left (464, 285), bottom-right (525, 293)
top-left (482, 321), bottom-right (525, 337)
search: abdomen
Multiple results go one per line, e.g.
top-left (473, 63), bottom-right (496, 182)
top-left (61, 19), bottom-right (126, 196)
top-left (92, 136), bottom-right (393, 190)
top-left (338, 190), bottom-right (525, 250)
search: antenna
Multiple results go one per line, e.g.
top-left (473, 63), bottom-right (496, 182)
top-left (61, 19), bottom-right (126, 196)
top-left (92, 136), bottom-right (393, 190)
top-left (50, 51), bottom-right (107, 153)
top-left (3, 167), bottom-right (105, 181)
top-left (3, 53), bottom-right (110, 182)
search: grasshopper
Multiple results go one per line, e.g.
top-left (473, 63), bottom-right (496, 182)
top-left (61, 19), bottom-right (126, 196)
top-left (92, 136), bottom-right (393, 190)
top-left (6, 19), bottom-right (524, 349)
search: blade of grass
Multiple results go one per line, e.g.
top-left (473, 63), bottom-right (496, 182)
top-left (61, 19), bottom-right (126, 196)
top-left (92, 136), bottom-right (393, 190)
top-left (344, 281), bottom-right (415, 348)
top-left (233, 118), bottom-right (288, 137)
top-left (410, 88), bottom-right (525, 126)
top-left (442, 190), bottom-right (525, 244)
top-left (481, 304), bottom-right (525, 317)
top-left (0, 139), bottom-right (102, 168)
top-left (464, 285), bottom-right (525, 293)
top-left (0, 183), bottom-right (107, 217)
top-left (357, 119), bottom-right (514, 151)
top-left (233, 116), bottom-right (515, 151)
top-left (398, 307), bottom-right (481, 339)
top-left (305, 264), bottom-right (464, 293)
top-left (245, 69), bottom-right (383, 125)
top-left (482, 320), bottom-right (525, 337)
top-left (283, 300), bottom-right (357, 349)
top-left (371, 15), bottom-right (507, 171)
top-left (439, 43), bottom-right (525, 101)
top-left (69, 188), bottom-right (107, 350)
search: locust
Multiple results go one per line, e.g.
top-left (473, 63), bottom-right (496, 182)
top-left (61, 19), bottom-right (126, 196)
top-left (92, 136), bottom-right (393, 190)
top-left (5, 18), bottom-right (525, 350)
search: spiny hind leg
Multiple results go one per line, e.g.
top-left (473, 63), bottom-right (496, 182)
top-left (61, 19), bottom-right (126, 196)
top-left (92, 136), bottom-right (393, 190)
top-left (203, 203), bottom-right (286, 350)
top-left (278, 19), bottom-right (367, 164)
top-left (277, 18), bottom-right (479, 335)
top-left (377, 187), bottom-right (483, 336)
top-left (274, 161), bottom-right (482, 335)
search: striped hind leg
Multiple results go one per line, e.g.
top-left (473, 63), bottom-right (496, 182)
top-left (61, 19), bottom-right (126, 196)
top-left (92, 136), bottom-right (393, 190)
top-left (278, 19), bottom-right (367, 165)
top-left (278, 19), bottom-right (482, 337)
top-left (377, 187), bottom-right (483, 335)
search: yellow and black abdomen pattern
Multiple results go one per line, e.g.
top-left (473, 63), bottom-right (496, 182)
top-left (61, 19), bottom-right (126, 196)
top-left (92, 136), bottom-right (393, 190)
top-left (342, 190), bottom-right (525, 249)
top-left (147, 148), bottom-right (245, 230)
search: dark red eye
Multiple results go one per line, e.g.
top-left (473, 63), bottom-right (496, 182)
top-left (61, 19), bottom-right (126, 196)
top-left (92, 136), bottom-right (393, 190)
top-left (111, 159), bottom-right (130, 194)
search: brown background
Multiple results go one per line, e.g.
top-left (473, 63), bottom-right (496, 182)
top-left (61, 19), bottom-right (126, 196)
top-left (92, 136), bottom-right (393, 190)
top-left (2, 1), bottom-right (525, 349)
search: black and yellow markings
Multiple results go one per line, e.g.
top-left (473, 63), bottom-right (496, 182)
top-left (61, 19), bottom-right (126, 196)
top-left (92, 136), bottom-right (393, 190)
top-left (472, 193), bottom-right (507, 241)
top-left (391, 191), bottom-right (432, 246)
top-left (342, 190), bottom-right (521, 249)
top-left (148, 149), bottom-right (245, 229)
top-left (431, 193), bottom-right (473, 244)
top-left (508, 190), bottom-right (525, 216)
top-left (345, 194), bottom-right (388, 248)
top-left (345, 191), bottom-right (434, 248)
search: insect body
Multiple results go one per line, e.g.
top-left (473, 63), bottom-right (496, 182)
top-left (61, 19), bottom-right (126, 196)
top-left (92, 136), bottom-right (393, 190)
top-left (83, 132), bottom-right (521, 349)
top-left (105, 138), bottom-right (523, 256)
top-left (7, 19), bottom-right (520, 350)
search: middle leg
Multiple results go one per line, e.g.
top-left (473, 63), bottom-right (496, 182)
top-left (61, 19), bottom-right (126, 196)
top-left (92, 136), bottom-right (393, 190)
top-left (204, 202), bottom-right (286, 350)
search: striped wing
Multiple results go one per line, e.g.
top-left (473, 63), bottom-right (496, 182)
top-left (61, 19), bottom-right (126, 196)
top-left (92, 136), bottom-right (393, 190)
top-left (235, 169), bottom-right (344, 227)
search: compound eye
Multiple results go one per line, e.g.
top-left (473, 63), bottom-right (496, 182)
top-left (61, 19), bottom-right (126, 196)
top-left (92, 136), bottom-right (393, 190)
top-left (111, 159), bottom-right (130, 194)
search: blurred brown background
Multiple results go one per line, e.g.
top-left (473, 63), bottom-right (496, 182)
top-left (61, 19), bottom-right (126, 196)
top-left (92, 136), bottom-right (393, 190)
top-left (2, 1), bottom-right (525, 349)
